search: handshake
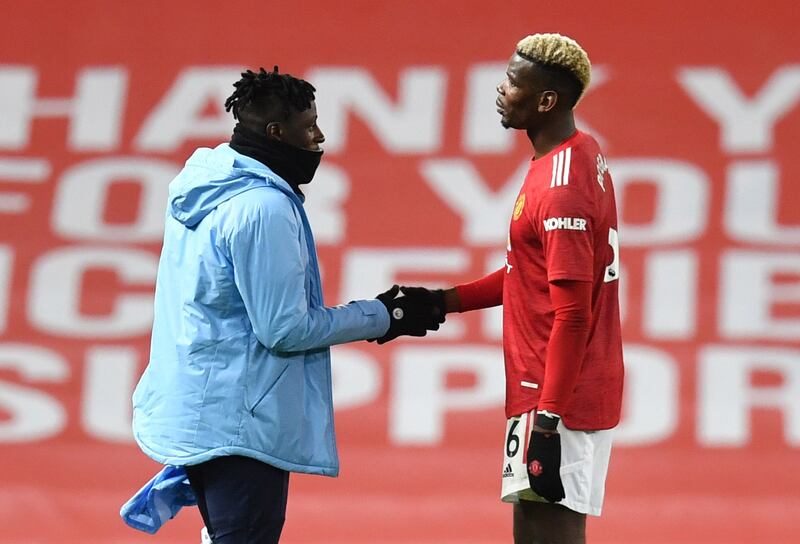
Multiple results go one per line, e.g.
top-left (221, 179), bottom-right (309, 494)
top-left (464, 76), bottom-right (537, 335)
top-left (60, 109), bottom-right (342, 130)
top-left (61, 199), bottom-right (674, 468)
top-left (370, 285), bottom-right (448, 344)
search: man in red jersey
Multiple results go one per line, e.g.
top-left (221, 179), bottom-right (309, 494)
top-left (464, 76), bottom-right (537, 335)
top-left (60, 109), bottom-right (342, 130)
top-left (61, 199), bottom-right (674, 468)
top-left (401, 33), bottom-right (623, 543)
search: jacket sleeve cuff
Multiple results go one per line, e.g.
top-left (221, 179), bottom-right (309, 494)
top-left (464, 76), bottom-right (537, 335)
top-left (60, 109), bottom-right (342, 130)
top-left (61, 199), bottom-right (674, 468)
top-left (352, 299), bottom-right (391, 336)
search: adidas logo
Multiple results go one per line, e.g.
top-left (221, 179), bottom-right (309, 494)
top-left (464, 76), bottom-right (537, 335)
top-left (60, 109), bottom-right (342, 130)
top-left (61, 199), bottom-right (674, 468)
top-left (502, 463), bottom-right (514, 478)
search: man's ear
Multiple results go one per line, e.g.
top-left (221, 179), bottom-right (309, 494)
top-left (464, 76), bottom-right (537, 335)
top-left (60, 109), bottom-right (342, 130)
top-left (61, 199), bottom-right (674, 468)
top-left (538, 90), bottom-right (558, 113)
top-left (266, 122), bottom-right (282, 141)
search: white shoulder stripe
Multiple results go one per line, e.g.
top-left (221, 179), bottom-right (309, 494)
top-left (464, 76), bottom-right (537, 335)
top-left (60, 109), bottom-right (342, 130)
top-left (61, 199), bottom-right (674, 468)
top-left (555, 150), bottom-right (564, 187)
top-left (549, 147), bottom-right (572, 188)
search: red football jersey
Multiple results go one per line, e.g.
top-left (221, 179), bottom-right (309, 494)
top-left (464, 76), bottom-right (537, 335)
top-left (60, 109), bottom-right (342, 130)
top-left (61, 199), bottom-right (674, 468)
top-left (503, 130), bottom-right (623, 429)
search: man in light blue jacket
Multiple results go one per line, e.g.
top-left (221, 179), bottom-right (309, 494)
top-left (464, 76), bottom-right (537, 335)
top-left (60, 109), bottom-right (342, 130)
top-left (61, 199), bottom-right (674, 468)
top-left (125, 67), bottom-right (444, 543)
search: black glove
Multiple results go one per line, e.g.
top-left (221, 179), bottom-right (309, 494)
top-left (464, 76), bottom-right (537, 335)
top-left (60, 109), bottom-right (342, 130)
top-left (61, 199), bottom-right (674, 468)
top-left (398, 286), bottom-right (446, 321)
top-left (371, 285), bottom-right (446, 344)
top-left (526, 412), bottom-right (565, 503)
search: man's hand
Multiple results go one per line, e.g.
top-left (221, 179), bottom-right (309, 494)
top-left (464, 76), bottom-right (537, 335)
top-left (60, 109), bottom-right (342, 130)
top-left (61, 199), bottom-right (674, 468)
top-left (526, 412), bottom-right (566, 503)
top-left (370, 285), bottom-right (446, 344)
top-left (398, 286), bottom-right (447, 318)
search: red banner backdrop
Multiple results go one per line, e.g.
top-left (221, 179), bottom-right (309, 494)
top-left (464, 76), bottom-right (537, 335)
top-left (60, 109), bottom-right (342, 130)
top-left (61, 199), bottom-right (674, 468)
top-left (1, 1), bottom-right (799, 542)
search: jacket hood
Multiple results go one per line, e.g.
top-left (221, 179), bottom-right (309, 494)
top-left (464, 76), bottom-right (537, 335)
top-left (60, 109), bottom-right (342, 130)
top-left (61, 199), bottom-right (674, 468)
top-left (168, 144), bottom-right (292, 227)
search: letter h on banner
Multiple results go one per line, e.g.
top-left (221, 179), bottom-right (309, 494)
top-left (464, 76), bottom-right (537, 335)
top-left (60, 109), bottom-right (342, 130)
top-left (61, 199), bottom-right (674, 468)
top-left (0, 67), bottom-right (127, 151)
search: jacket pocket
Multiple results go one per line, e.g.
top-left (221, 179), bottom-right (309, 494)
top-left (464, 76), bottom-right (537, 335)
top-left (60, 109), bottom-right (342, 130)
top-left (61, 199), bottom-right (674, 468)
top-left (246, 360), bottom-right (291, 415)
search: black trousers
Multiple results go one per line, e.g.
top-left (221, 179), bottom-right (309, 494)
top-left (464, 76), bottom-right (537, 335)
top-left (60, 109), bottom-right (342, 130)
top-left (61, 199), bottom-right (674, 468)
top-left (185, 455), bottom-right (290, 544)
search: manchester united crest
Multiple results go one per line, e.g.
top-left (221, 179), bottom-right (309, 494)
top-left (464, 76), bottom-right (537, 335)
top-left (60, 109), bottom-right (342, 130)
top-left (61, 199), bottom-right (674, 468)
top-left (513, 193), bottom-right (526, 221)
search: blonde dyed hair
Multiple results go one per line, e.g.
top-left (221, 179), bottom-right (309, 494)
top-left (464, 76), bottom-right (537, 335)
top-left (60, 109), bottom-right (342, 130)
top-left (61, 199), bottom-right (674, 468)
top-left (515, 33), bottom-right (591, 101)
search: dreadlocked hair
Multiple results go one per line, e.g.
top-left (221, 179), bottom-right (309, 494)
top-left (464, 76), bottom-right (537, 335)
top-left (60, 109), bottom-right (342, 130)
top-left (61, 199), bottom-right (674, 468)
top-left (224, 66), bottom-right (316, 121)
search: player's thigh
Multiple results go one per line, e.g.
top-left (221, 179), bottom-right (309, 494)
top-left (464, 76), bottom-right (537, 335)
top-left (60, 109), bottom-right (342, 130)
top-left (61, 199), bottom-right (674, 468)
top-left (190, 455), bottom-right (290, 544)
top-left (513, 500), bottom-right (586, 544)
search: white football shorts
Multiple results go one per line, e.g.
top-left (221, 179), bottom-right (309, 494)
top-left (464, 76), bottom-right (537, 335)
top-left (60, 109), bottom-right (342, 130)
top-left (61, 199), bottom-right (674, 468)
top-left (500, 409), bottom-right (613, 516)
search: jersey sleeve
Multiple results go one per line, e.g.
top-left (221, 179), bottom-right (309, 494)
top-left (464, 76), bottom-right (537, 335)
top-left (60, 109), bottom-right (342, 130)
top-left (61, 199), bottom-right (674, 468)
top-left (534, 182), bottom-right (596, 283)
top-left (537, 279), bottom-right (592, 416)
top-left (455, 267), bottom-right (505, 312)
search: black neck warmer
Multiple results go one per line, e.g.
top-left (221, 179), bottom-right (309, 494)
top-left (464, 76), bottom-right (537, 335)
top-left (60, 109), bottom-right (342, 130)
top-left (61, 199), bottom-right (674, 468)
top-left (229, 124), bottom-right (323, 195)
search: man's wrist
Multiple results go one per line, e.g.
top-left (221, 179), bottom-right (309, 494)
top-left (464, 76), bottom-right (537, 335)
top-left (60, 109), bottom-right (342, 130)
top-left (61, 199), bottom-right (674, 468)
top-left (443, 288), bottom-right (461, 313)
top-left (534, 410), bottom-right (560, 432)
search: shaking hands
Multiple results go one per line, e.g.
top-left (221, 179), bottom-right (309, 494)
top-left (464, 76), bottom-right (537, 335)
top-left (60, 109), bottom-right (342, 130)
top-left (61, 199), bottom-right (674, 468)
top-left (370, 285), bottom-right (447, 344)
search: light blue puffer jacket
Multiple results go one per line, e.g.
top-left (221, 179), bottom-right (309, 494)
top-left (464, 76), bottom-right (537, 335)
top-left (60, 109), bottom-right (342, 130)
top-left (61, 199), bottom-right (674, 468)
top-left (132, 143), bottom-right (389, 476)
